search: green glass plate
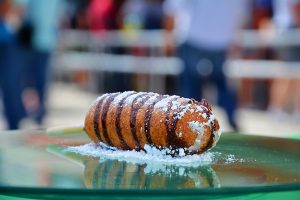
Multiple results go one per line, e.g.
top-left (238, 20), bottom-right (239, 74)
top-left (0, 129), bottom-right (299, 200)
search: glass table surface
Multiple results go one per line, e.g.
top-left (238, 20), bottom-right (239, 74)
top-left (0, 128), bottom-right (299, 200)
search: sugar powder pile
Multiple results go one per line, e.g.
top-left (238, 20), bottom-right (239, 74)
top-left (66, 142), bottom-right (243, 168)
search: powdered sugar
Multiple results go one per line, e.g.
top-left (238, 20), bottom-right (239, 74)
top-left (174, 104), bottom-right (192, 120)
top-left (66, 142), bottom-right (214, 167)
top-left (196, 105), bottom-right (204, 112)
top-left (65, 143), bottom-right (244, 175)
top-left (188, 121), bottom-right (206, 151)
top-left (201, 113), bottom-right (207, 119)
top-left (204, 113), bottom-right (222, 147)
top-left (154, 97), bottom-right (193, 120)
top-left (171, 100), bottom-right (181, 110)
top-left (154, 96), bottom-right (178, 112)
top-left (134, 92), bottom-right (149, 104)
top-left (176, 131), bottom-right (183, 138)
top-left (123, 92), bottom-right (143, 105)
top-left (188, 121), bottom-right (206, 135)
top-left (144, 93), bottom-right (160, 105)
top-left (111, 91), bottom-right (134, 105)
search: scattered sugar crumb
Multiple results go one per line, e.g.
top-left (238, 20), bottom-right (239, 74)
top-left (111, 91), bottom-right (132, 105)
top-left (196, 105), bottom-right (204, 112)
top-left (178, 148), bottom-right (185, 157)
top-left (174, 104), bottom-right (191, 120)
top-left (123, 93), bottom-right (143, 105)
top-left (224, 154), bottom-right (245, 163)
top-left (171, 100), bottom-right (181, 110)
top-left (144, 94), bottom-right (160, 105)
top-left (176, 131), bottom-right (183, 138)
top-left (188, 121), bottom-right (205, 135)
top-left (154, 96), bottom-right (178, 112)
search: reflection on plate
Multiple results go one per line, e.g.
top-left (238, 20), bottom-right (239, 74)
top-left (48, 144), bottom-right (221, 189)
top-left (47, 132), bottom-right (300, 191)
top-left (84, 158), bottom-right (220, 189)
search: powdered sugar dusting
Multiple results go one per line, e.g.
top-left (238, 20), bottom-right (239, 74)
top-left (144, 93), bottom-right (160, 105)
top-left (154, 97), bottom-right (193, 119)
top-left (66, 142), bottom-right (214, 167)
top-left (204, 113), bottom-right (222, 147)
top-left (196, 105), bottom-right (204, 112)
top-left (66, 143), bottom-right (244, 171)
top-left (134, 92), bottom-right (149, 104)
top-left (188, 121), bottom-right (206, 151)
top-left (174, 104), bottom-right (191, 120)
top-left (171, 100), bottom-right (181, 110)
top-left (111, 91), bottom-right (134, 105)
top-left (188, 121), bottom-right (205, 135)
top-left (154, 96), bottom-right (178, 112)
top-left (123, 92), bottom-right (142, 105)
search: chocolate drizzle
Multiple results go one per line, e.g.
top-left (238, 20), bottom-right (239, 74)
top-left (199, 98), bottom-right (216, 151)
top-left (204, 119), bottom-right (218, 150)
top-left (130, 93), bottom-right (150, 150)
top-left (166, 100), bottom-right (189, 148)
top-left (200, 98), bottom-right (213, 119)
top-left (144, 95), bottom-right (168, 144)
top-left (93, 94), bottom-right (108, 142)
top-left (164, 97), bottom-right (179, 147)
top-left (115, 92), bottom-right (136, 149)
top-left (101, 93), bottom-right (120, 146)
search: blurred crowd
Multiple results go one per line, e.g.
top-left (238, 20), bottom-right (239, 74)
top-left (0, 0), bottom-right (300, 130)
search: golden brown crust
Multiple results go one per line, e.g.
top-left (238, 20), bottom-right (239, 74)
top-left (120, 104), bottom-right (136, 149)
top-left (84, 92), bottom-right (221, 155)
top-left (84, 103), bottom-right (98, 144)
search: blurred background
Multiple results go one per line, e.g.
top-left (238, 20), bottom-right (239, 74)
top-left (0, 0), bottom-right (300, 137)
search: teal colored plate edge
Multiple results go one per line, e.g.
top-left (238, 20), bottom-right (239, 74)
top-left (290, 135), bottom-right (300, 140)
top-left (0, 183), bottom-right (300, 196)
top-left (1, 190), bottom-right (300, 200)
top-left (0, 195), bottom-right (37, 200)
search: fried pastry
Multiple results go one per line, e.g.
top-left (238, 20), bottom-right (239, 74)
top-left (84, 91), bottom-right (221, 155)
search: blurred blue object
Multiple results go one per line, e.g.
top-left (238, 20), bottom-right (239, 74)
top-left (0, 19), bottom-right (26, 129)
top-left (19, 0), bottom-right (62, 125)
top-left (164, 0), bottom-right (247, 130)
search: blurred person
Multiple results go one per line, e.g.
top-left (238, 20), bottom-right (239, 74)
top-left (0, 0), bottom-right (26, 129)
top-left (237, 0), bottom-right (273, 109)
top-left (65, 0), bottom-right (90, 30)
top-left (88, 0), bottom-right (115, 31)
top-left (18, 0), bottom-right (62, 125)
top-left (163, 0), bottom-right (248, 130)
top-left (121, 0), bottom-right (164, 31)
top-left (119, 0), bottom-right (165, 92)
top-left (143, 0), bottom-right (164, 30)
top-left (87, 0), bottom-right (126, 32)
top-left (267, 0), bottom-right (300, 121)
top-left (120, 0), bottom-right (145, 31)
top-left (87, 0), bottom-right (132, 93)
